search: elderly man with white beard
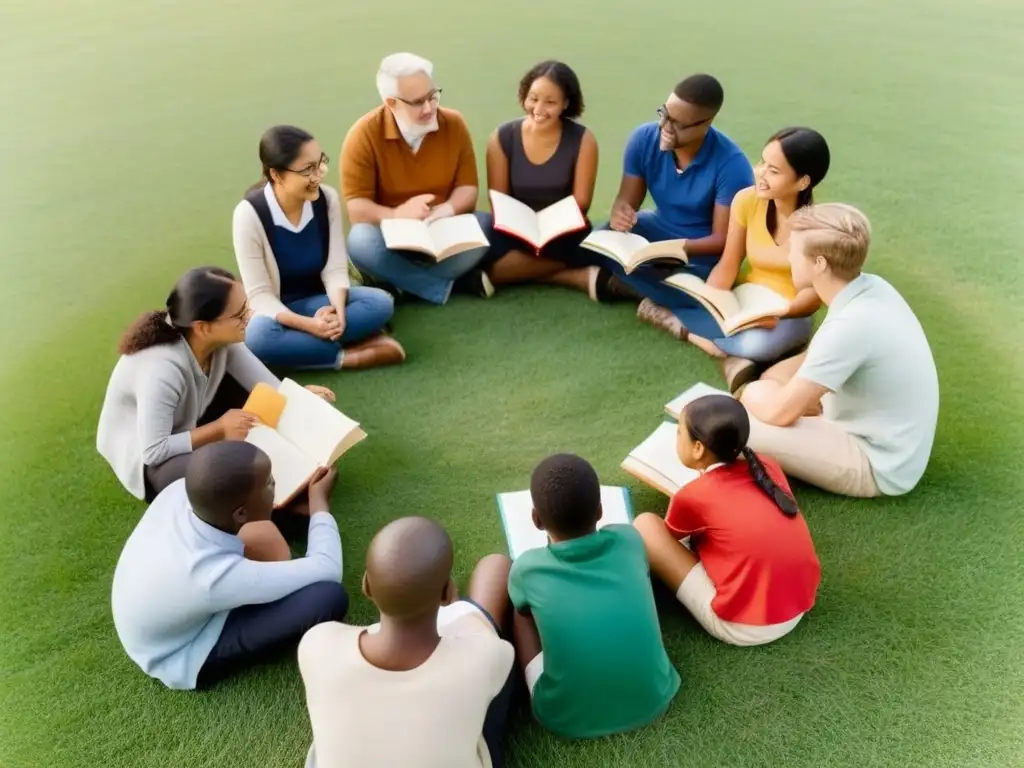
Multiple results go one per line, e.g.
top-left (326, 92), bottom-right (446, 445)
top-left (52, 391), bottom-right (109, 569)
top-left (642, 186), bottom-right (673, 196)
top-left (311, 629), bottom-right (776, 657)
top-left (341, 52), bottom-right (494, 304)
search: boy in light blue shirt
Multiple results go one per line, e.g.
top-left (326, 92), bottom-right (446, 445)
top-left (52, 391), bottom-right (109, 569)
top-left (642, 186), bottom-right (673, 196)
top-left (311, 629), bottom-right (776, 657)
top-left (602, 74), bottom-right (753, 307)
top-left (110, 441), bottom-right (347, 690)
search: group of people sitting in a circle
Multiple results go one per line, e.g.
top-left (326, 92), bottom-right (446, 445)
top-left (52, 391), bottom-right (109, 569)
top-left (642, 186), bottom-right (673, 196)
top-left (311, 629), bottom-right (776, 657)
top-left (95, 51), bottom-right (940, 767)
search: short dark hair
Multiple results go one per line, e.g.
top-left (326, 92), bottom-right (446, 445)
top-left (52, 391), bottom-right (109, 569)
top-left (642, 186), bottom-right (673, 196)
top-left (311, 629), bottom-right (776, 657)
top-left (529, 453), bottom-right (601, 538)
top-left (673, 74), bottom-right (724, 111)
top-left (519, 60), bottom-right (585, 119)
top-left (185, 442), bottom-right (266, 524)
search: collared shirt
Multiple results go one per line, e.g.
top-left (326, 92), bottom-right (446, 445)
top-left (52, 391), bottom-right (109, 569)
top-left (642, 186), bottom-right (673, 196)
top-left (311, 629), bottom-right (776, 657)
top-left (111, 480), bottom-right (343, 689)
top-left (264, 182), bottom-right (313, 233)
top-left (798, 273), bottom-right (939, 495)
top-left (623, 123), bottom-right (753, 240)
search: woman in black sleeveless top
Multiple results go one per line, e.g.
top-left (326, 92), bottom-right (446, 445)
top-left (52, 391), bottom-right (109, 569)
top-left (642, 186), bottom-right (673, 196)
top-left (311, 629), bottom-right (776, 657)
top-left (482, 61), bottom-right (612, 299)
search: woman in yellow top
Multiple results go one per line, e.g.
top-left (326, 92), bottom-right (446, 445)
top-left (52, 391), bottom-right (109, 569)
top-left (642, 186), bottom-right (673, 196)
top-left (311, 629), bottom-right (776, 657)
top-left (638, 128), bottom-right (830, 389)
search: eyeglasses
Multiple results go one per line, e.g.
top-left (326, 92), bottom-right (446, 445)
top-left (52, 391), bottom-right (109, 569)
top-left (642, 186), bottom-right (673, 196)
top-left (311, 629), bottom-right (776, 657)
top-left (396, 88), bottom-right (442, 108)
top-left (286, 153), bottom-right (329, 178)
top-left (220, 302), bottom-right (251, 324)
top-left (657, 106), bottom-right (711, 133)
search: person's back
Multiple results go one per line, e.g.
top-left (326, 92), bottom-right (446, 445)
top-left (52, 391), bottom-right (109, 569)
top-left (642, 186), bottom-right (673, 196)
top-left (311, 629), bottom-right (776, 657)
top-left (810, 272), bottom-right (939, 493)
top-left (509, 454), bottom-right (680, 739)
top-left (299, 517), bottom-right (514, 768)
top-left (511, 523), bottom-right (680, 737)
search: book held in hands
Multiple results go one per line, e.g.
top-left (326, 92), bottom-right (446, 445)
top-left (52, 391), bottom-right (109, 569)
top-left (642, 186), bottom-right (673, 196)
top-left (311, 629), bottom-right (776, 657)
top-left (580, 230), bottom-right (689, 273)
top-left (488, 191), bottom-right (587, 253)
top-left (380, 213), bottom-right (489, 262)
top-left (242, 379), bottom-right (367, 508)
top-left (662, 274), bottom-right (791, 335)
top-left (496, 485), bottom-right (634, 560)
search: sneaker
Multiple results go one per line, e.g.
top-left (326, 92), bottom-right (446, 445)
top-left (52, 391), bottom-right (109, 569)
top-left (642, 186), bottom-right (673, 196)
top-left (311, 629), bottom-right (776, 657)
top-left (453, 268), bottom-right (495, 299)
top-left (593, 268), bottom-right (643, 303)
top-left (720, 356), bottom-right (760, 394)
top-left (637, 298), bottom-right (688, 341)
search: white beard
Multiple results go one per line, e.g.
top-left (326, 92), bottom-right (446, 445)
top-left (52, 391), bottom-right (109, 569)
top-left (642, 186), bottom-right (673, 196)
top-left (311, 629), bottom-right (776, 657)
top-left (395, 114), bottom-right (439, 152)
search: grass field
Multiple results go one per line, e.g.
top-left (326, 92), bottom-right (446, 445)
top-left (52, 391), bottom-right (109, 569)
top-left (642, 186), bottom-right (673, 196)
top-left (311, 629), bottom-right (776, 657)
top-left (2, 1), bottom-right (1023, 766)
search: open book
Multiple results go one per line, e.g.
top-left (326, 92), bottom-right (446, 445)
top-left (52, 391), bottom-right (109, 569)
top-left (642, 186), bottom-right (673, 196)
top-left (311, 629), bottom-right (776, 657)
top-left (580, 230), bottom-right (688, 274)
top-left (242, 379), bottom-right (367, 508)
top-left (496, 485), bottom-right (634, 560)
top-left (380, 213), bottom-right (489, 262)
top-left (664, 382), bottom-right (732, 420)
top-left (663, 274), bottom-right (791, 335)
top-left (489, 191), bottom-right (587, 253)
top-left (621, 422), bottom-right (701, 497)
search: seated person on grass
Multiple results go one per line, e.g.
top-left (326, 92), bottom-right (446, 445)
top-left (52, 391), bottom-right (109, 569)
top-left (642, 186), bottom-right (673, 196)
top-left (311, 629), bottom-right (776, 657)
top-left (234, 124), bottom-right (405, 372)
top-left (299, 517), bottom-right (515, 768)
top-left (96, 266), bottom-right (336, 559)
top-left (509, 453), bottom-right (680, 739)
top-left (741, 203), bottom-right (940, 498)
top-left (637, 128), bottom-right (830, 393)
top-left (635, 394), bottom-right (820, 646)
top-left (481, 60), bottom-right (614, 301)
top-left (341, 52), bottom-right (493, 304)
top-left (111, 443), bottom-right (347, 691)
top-left (601, 73), bottom-right (754, 306)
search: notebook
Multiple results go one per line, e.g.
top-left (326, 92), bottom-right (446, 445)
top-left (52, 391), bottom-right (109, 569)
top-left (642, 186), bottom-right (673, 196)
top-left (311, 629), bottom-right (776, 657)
top-left (663, 382), bottom-right (732, 420)
top-left (242, 379), bottom-right (367, 508)
top-left (496, 485), bottom-right (634, 560)
top-left (620, 422), bottom-right (701, 497)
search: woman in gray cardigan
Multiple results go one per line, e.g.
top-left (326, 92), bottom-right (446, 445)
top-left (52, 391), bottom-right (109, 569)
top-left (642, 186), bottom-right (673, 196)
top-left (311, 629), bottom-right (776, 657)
top-left (96, 266), bottom-right (335, 559)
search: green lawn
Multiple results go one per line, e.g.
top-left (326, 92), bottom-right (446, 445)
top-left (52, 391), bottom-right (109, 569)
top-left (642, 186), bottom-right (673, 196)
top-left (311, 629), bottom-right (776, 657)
top-left (2, 1), bottom-right (1023, 766)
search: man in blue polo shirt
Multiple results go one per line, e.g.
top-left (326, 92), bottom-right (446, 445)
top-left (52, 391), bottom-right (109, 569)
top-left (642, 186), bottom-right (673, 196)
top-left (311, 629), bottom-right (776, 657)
top-left (604, 74), bottom-right (753, 306)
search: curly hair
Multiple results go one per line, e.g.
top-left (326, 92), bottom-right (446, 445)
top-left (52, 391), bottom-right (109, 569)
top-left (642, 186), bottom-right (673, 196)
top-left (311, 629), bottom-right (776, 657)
top-left (118, 267), bottom-right (236, 355)
top-left (518, 60), bottom-right (585, 119)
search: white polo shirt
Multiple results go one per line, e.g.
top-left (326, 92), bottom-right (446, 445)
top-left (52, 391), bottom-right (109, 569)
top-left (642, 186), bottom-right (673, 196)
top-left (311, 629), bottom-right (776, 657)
top-left (797, 273), bottom-right (939, 495)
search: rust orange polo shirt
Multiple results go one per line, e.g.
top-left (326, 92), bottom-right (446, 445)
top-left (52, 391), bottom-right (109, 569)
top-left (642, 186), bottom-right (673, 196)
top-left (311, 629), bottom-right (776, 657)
top-left (339, 105), bottom-right (478, 209)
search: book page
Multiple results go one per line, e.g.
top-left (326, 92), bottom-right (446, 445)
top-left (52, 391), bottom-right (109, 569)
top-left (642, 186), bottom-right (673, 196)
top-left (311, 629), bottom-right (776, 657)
top-left (580, 230), bottom-right (650, 266)
top-left (623, 422), bottom-right (701, 496)
top-left (490, 191), bottom-right (541, 247)
top-left (664, 382), bottom-right (732, 420)
top-left (497, 485), bottom-right (633, 560)
top-left (428, 214), bottom-right (489, 260)
top-left (245, 425), bottom-right (319, 507)
top-left (721, 283), bottom-right (792, 334)
top-left (380, 219), bottom-right (436, 256)
top-left (275, 379), bottom-right (366, 467)
top-left (631, 239), bottom-right (688, 270)
top-left (536, 196), bottom-right (586, 246)
top-left (664, 273), bottom-right (741, 319)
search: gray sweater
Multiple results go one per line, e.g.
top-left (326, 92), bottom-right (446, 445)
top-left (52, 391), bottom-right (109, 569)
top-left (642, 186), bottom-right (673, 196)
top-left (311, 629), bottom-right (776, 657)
top-left (96, 338), bottom-right (280, 499)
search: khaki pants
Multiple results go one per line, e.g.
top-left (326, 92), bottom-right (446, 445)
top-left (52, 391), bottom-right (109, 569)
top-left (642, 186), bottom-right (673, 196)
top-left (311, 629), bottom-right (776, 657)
top-left (747, 415), bottom-right (881, 498)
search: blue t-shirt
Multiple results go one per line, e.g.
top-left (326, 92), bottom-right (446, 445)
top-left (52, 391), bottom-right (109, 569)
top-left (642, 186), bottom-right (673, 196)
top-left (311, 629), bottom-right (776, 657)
top-left (623, 123), bottom-right (753, 240)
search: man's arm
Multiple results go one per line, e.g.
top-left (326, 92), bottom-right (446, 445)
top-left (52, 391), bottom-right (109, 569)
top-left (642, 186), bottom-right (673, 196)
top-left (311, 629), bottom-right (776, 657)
top-left (340, 126), bottom-right (394, 225)
top-left (681, 203), bottom-right (731, 256)
top-left (444, 185), bottom-right (478, 215)
top-left (204, 512), bottom-right (343, 613)
top-left (742, 376), bottom-right (830, 427)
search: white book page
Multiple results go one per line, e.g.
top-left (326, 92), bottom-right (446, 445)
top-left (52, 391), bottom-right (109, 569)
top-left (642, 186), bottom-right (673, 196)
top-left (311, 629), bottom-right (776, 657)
top-left (490, 191), bottom-right (541, 246)
top-left (498, 485), bottom-right (632, 560)
top-left (536, 196), bottom-right (585, 245)
top-left (727, 284), bottom-right (791, 329)
top-left (380, 219), bottom-right (436, 256)
top-left (664, 382), bottom-right (731, 420)
top-left (664, 273), bottom-right (742, 318)
top-left (428, 214), bottom-right (488, 257)
top-left (245, 425), bottom-right (319, 507)
top-left (627, 422), bottom-right (701, 494)
top-left (581, 229), bottom-right (650, 266)
top-left (276, 379), bottom-right (364, 467)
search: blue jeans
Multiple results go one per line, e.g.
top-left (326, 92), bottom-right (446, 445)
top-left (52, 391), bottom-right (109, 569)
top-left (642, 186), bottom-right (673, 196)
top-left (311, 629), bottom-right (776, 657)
top-left (713, 317), bottom-right (813, 363)
top-left (245, 288), bottom-right (394, 371)
top-left (597, 210), bottom-right (715, 308)
top-left (347, 211), bottom-right (491, 305)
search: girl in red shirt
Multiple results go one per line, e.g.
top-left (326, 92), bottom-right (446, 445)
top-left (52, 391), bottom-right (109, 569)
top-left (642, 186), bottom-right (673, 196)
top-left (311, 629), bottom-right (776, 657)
top-left (635, 394), bottom-right (820, 645)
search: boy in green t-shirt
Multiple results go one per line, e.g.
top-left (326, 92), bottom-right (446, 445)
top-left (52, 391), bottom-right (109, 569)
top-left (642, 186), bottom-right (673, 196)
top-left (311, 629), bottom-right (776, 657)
top-left (508, 453), bottom-right (681, 739)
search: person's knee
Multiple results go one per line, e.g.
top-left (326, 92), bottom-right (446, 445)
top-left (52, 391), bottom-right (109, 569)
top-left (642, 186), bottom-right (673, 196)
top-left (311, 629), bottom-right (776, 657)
top-left (304, 581), bottom-right (349, 622)
top-left (633, 512), bottom-right (665, 540)
top-left (346, 224), bottom-right (386, 266)
top-left (477, 552), bottom-right (512, 581)
top-left (362, 287), bottom-right (395, 321)
top-left (244, 315), bottom-right (279, 358)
